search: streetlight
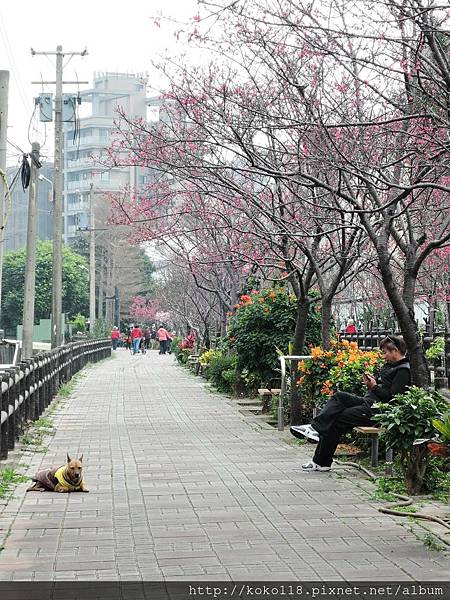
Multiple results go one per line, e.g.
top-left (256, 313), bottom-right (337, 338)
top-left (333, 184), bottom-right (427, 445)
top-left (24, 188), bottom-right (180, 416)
top-left (38, 174), bottom-right (54, 203)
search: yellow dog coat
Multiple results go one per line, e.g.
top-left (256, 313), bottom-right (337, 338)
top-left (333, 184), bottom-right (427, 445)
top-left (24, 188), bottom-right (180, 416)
top-left (31, 465), bottom-right (84, 491)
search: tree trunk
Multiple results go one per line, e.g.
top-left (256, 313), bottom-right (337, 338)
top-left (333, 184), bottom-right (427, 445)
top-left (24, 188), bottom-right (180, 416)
top-left (290, 296), bottom-right (310, 425)
top-left (97, 249), bottom-right (105, 320)
top-left (105, 253), bottom-right (113, 325)
top-left (405, 445), bottom-right (428, 495)
top-left (377, 248), bottom-right (429, 387)
top-left (445, 273), bottom-right (450, 330)
top-left (321, 297), bottom-right (333, 350)
top-left (396, 309), bottom-right (430, 388)
top-left (203, 323), bottom-right (210, 349)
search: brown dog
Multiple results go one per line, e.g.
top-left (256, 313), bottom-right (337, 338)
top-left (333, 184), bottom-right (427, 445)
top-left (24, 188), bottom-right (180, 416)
top-left (27, 454), bottom-right (89, 493)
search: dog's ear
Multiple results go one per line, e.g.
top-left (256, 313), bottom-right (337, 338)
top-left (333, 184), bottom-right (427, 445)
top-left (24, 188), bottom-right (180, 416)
top-left (67, 453), bottom-right (71, 463)
top-left (78, 454), bottom-right (83, 462)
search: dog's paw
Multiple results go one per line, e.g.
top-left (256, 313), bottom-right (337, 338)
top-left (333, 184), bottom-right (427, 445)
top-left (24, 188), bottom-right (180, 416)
top-left (54, 485), bottom-right (69, 493)
top-left (82, 488), bottom-right (90, 493)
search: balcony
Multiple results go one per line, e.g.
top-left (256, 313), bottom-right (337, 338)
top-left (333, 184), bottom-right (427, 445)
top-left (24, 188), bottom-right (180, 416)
top-left (66, 157), bottom-right (96, 169)
top-left (66, 158), bottom-right (129, 175)
top-left (67, 201), bottom-right (89, 211)
top-left (66, 179), bottom-right (118, 192)
top-left (75, 137), bottom-right (109, 149)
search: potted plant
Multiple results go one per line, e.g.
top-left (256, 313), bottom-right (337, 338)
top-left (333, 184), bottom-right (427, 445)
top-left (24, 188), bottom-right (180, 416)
top-left (372, 387), bottom-right (447, 495)
top-left (428, 413), bottom-right (450, 457)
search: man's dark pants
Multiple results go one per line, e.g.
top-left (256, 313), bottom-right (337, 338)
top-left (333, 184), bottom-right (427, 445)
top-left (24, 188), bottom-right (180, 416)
top-left (311, 392), bottom-right (374, 467)
top-left (159, 340), bottom-right (168, 354)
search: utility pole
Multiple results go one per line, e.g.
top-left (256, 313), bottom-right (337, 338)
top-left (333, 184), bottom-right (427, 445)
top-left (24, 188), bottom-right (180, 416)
top-left (31, 46), bottom-right (87, 348)
top-left (0, 71), bottom-right (9, 326)
top-left (51, 46), bottom-right (64, 348)
top-left (89, 183), bottom-right (96, 332)
top-left (22, 142), bottom-right (40, 358)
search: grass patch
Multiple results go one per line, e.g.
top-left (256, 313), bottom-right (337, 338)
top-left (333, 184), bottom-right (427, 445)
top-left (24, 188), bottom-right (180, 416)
top-left (0, 468), bottom-right (28, 499)
top-left (394, 505), bottom-right (419, 514)
top-left (422, 533), bottom-right (446, 552)
top-left (56, 368), bottom-right (88, 399)
top-left (57, 383), bottom-right (74, 398)
top-left (372, 476), bottom-right (409, 501)
top-left (19, 413), bottom-right (56, 451)
top-left (286, 437), bottom-right (308, 446)
top-left (58, 379), bottom-right (77, 398)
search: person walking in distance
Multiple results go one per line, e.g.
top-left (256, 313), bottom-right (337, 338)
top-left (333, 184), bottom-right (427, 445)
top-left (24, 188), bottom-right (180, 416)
top-left (291, 336), bottom-right (410, 471)
top-left (345, 319), bottom-right (357, 334)
top-left (131, 324), bottom-right (143, 355)
top-left (157, 326), bottom-right (172, 355)
top-left (111, 326), bottom-right (121, 350)
top-left (143, 326), bottom-right (151, 351)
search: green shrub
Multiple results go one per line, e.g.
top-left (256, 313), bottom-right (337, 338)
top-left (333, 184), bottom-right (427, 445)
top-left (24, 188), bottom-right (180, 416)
top-left (199, 349), bottom-right (221, 367)
top-left (425, 337), bottom-right (445, 361)
top-left (373, 387), bottom-right (447, 495)
top-left (171, 336), bottom-right (183, 361)
top-left (172, 338), bottom-right (194, 365)
top-left (432, 412), bottom-right (450, 444)
top-left (88, 317), bottom-right (111, 339)
top-left (227, 288), bottom-right (321, 389)
top-left (205, 353), bottom-right (238, 393)
top-left (70, 313), bottom-right (86, 332)
top-left (423, 457), bottom-right (450, 501)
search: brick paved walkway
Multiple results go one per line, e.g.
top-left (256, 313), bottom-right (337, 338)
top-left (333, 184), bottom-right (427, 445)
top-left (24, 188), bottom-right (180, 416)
top-left (0, 350), bottom-right (448, 581)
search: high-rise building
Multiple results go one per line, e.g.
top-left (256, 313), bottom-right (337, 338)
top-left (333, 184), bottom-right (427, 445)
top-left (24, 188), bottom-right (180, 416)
top-left (63, 72), bottom-right (148, 242)
top-left (5, 162), bottom-right (54, 252)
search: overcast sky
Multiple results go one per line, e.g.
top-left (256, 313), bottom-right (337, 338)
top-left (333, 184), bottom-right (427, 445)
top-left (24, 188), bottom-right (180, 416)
top-left (0, 0), bottom-right (200, 165)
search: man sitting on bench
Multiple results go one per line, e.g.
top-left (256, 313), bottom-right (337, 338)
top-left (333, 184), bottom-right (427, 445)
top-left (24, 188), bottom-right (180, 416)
top-left (291, 336), bottom-right (410, 471)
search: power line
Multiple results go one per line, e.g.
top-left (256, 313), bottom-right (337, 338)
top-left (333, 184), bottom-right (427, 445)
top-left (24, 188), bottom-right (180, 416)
top-left (7, 138), bottom-right (25, 155)
top-left (0, 8), bottom-right (30, 114)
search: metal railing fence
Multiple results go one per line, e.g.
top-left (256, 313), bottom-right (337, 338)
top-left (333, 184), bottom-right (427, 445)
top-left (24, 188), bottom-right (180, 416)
top-left (0, 339), bottom-right (111, 460)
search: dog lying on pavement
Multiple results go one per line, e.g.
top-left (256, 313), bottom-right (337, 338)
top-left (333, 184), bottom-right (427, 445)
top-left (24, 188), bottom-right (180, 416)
top-left (27, 454), bottom-right (89, 493)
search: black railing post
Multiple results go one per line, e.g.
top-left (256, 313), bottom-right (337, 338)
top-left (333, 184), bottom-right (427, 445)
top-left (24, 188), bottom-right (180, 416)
top-left (0, 374), bottom-right (8, 460)
top-left (5, 371), bottom-right (15, 450)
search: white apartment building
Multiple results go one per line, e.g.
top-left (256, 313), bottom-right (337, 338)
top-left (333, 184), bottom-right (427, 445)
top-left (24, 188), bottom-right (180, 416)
top-left (63, 72), bottom-right (148, 242)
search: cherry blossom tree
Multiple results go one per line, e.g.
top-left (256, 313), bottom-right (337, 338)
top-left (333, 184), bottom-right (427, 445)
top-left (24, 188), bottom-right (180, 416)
top-left (194, 0), bottom-right (450, 386)
top-left (103, 0), bottom-right (449, 403)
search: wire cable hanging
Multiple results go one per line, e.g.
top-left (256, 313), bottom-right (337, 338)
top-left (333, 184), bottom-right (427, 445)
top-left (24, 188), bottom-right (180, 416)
top-left (0, 166), bottom-right (13, 232)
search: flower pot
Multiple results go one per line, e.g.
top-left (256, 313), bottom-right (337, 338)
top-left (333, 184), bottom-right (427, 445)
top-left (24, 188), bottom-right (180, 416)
top-left (427, 442), bottom-right (450, 457)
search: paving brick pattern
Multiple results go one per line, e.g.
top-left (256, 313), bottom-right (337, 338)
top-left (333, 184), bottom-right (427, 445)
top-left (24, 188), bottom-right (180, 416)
top-left (0, 350), bottom-right (448, 581)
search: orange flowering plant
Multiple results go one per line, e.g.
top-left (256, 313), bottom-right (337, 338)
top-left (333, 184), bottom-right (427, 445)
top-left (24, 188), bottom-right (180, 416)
top-left (298, 339), bottom-right (383, 409)
top-left (227, 287), bottom-right (321, 388)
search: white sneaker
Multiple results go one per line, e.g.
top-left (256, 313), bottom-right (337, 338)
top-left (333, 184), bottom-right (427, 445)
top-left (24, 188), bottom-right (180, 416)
top-left (302, 461), bottom-right (331, 472)
top-left (290, 424), bottom-right (320, 442)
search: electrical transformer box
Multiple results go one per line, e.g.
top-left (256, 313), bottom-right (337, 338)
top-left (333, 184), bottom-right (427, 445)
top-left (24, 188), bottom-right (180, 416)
top-left (37, 93), bottom-right (53, 122)
top-left (75, 212), bottom-right (88, 229)
top-left (62, 94), bottom-right (77, 122)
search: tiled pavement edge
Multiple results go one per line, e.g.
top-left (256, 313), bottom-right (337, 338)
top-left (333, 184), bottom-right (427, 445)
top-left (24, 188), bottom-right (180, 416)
top-left (0, 350), bottom-right (448, 581)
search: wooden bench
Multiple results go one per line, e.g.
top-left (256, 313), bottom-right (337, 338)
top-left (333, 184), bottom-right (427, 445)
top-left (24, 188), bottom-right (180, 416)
top-left (354, 426), bottom-right (393, 472)
top-left (187, 354), bottom-right (201, 375)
